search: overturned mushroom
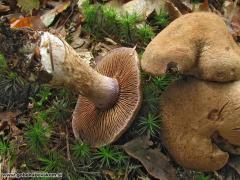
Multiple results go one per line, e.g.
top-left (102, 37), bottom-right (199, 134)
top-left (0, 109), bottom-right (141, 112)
top-left (141, 12), bottom-right (240, 82)
top-left (72, 48), bottom-right (142, 146)
top-left (160, 77), bottom-right (240, 171)
top-left (0, 25), bottom-right (142, 147)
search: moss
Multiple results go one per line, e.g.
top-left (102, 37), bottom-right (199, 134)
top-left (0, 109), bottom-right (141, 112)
top-left (82, 2), bottom-right (154, 46)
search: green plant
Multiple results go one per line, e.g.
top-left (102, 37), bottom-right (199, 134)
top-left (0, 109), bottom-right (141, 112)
top-left (0, 139), bottom-right (11, 157)
top-left (0, 72), bottom-right (24, 96)
top-left (142, 81), bottom-right (161, 112)
top-left (0, 54), bottom-right (7, 72)
top-left (25, 120), bottom-right (51, 154)
top-left (196, 173), bottom-right (211, 180)
top-left (118, 13), bottom-right (140, 43)
top-left (114, 150), bottom-right (128, 167)
top-left (137, 113), bottom-right (161, 136)
top-left (17, 0), bottom-right (40, 13)
top-left (136, 24), bottom-right (155, 45)
top-left (82, 2), bottom-right (150, 46)
top-left (47, 98), bottom-right (71, 122)
top-left (154, 10), bottom-right (170, 27)
top-left (30, 86), bottom-right (52, 108)
top-left (191, 0), bottom-right (204, 3)
top-left (34, 111), bottom-right (48, 122)
top-left (38, 152), bottom-right (62, 172)
top-left (72, 141), bottom-right (91, 159)
top-left (152, 74), bottom-right (175, 91)
top-left (93, 146), bottom-right (127, 168)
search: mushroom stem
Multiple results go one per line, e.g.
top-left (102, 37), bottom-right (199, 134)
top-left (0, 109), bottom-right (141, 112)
top-left (40, 32), bottom-right (119, 110)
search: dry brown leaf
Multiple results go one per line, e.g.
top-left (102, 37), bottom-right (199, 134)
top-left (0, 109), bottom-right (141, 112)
top-left (165, 1), bottom-right (182, 20)
top-left (123, 136), bottom-right (177, 180)
top-left (0, 111), bottom-right (21, 135)
top-left (108, 0), bottom-right (165, 19)
top-left (170, 0), bottom-right (192, 14)
top-left (0, 4), bottom-right (10, 13)
top-left (41, 1), bottom-right (71, 27)
top-left (10, 16), bottom-right (45, 30)
top-left (222, 0), bottom-right (240, 39)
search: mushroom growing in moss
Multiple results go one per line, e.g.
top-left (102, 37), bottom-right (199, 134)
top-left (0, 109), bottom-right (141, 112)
top-left (141, 12), bottom-right (240, 82)
top-left (40, 33), bottom-right (142, 147)
top-left (160, 77), bottom-right (240, 171)
top-left (0, 26), bottom-right (142, 147)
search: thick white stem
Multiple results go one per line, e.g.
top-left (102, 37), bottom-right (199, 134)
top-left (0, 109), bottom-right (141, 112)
top-left (39, 32), bottom-right (119, 109)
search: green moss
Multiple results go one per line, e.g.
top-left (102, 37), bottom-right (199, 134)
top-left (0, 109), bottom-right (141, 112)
top-left (196, 173), bottom-right (211, 180)
top-left (0, 54), bottom-right (7, 72)
top-left (154, 10), bottom-right (170, 27)
top-left (72, 140), bottom-right (91, 159)
top-left (93, 146), bottom-right (128, 168)
top-left (25, 120), bottom-right (51, 154)
top-left (82, 2), bottom-right (154, 46)
top-left (30, 86), bottom-right (52, 109)
top-left (0, 139), bottom-right (11, 157)
top-left (38, 152), bottom-right (63, 172)
top-left (137, 113), bottom-right (161, 137)
top-left (136, 24), bottom-right (155, 45)
top-left (47, 98), bottom-right (71, 123)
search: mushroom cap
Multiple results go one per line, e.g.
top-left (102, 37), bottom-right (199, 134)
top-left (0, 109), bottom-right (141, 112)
top-left (72, 47), bottom-right (142, 147)
top-left (141, 12), bottom-right (240, 82)
top-left (160, 77), bottom-right (240, 171)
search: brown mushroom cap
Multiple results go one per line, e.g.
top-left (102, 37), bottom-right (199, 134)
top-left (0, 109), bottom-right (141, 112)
top-left (160, 77), bottom-right (240, 171)
top-left (72, 47), bottom-right (142, 147)
top-left (141, 12), bottom-right (240, 82)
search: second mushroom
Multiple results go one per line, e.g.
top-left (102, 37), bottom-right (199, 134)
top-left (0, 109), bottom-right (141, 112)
top-left (141, 12), bottom-right (240, 171)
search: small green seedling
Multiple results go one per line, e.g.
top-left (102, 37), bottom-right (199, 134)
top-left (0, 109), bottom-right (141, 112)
top-left (30, 86), bottom-right (52, 109)
top-left (137, 113), bottom-right (161, 137)
top-left (0, 54), bottom-right (7, 72)
top-left (154, 10), bottom-right (170, 27)
top-left (93, 146), bottom-right (127, 168)
top-left (38, 152), bottom-right (62, 172)
top-left (25, 120), bottom-right (51, 154)
top-left (136, 24), bottom-right (155, 45)
top-left (152, 74), bottom-right (175, 91)
top-left (47, 98), bottom-right (71, 122)
top-left (0, 139), bottom-right (11, 157)
top-left (72, 141), bottom-right (91, 159)
top-left (196, 173), bottom-right (211, 180)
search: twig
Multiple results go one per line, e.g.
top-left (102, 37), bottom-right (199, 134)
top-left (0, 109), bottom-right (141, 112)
top-left (65, 126), bottom-right (71, 161)
top-left (229, 0), bottom-right (239, 22)
top-left (123, 162), bottom-right (129, 180)
top-left (65, 126), bottom-right (77, 172)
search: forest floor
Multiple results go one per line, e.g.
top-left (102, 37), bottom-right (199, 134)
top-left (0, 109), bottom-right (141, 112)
top-left (0, 0), bottom-right (240, 179)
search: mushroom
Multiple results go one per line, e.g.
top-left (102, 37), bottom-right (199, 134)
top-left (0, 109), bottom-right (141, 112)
top-left (0, 26), bottom-right (142, 147)
top-left (72, 48), bottom-right (142, 147)
top-left (39, 33), bottom-right (142, 147)
top-left (160, 77), bottom-right (240, 171)
top-left (141, 12), bottom-right (240, 82)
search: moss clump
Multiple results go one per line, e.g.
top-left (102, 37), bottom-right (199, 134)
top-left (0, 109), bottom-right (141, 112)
top-left (82, 2), bottom-right (155, 46)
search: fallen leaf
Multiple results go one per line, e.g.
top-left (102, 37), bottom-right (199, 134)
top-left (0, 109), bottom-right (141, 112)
top-left (108, 0), bottom-right (165, 19)
top-left (165, 1), bottom-right (182, 21)
top-left (41, 1), bottom-right (71, 27)
top-left (222, 0), bottom-right (240, 39)
top-left (17, 0), bottom-right (40, 13)
top-left (10, 16), bottom-right (45, 30)
top-left (0, 4), bottom-right (10, 13)
top-left (123, 136), bottom-right (177, 180)
top-left (169, 0), bottom-right (192, 14)
top-left (0, 111), bottom-right (21, 135)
